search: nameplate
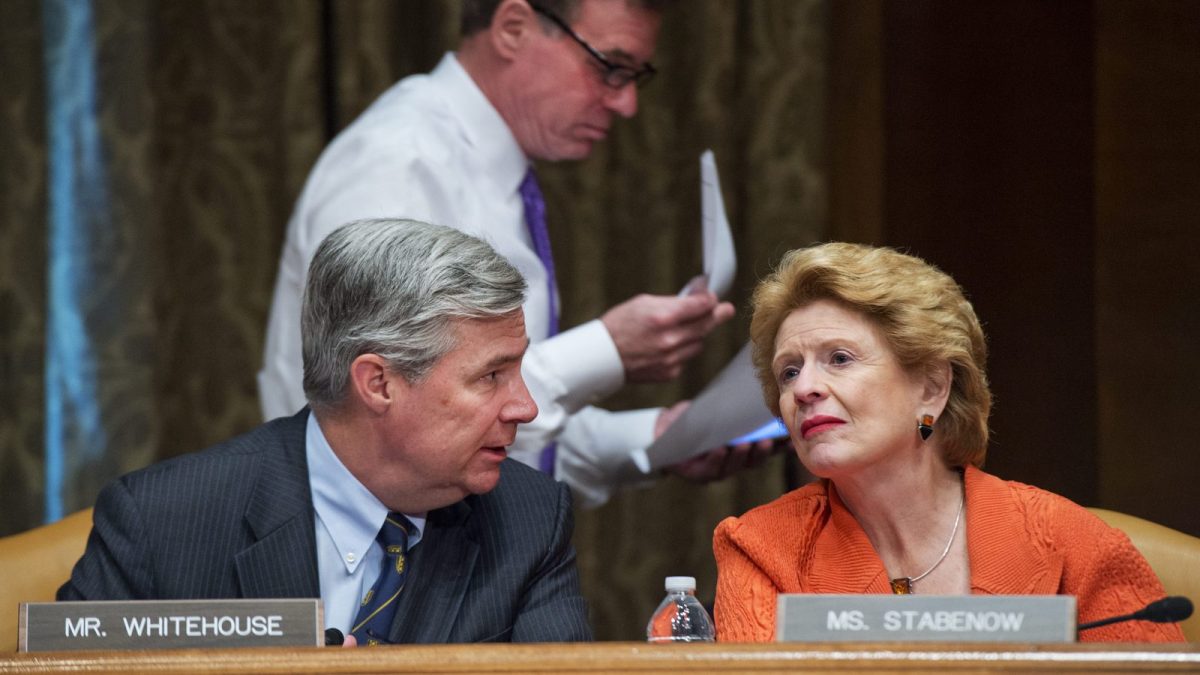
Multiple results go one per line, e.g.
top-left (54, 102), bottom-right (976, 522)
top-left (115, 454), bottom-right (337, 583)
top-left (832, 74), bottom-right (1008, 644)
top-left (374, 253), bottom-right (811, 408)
top-left (777, 594), bottom-right (1076, 643)
top-left (19, 599), bottom-right (323, 652)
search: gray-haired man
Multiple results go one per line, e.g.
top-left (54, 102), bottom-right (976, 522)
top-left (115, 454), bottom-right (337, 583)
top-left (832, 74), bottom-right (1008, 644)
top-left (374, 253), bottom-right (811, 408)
top-left (60, 219), bottom-right (592, 644)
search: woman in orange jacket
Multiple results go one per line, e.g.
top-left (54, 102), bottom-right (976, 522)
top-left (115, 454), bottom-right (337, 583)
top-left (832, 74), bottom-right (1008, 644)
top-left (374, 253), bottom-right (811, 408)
top-left (713, 242), bottom-right (1182, 643)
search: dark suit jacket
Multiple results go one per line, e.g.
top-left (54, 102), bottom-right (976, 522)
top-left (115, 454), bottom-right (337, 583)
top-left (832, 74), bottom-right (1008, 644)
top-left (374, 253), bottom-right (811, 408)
top-left (58, 410), bottom-right (592, 643)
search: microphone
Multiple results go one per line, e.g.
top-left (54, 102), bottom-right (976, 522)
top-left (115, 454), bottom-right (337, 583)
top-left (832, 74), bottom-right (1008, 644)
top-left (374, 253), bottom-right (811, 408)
top-left (1078, 595), bottom-right (1193, 632)
top-left (325, 628), bottom-right (345, 646)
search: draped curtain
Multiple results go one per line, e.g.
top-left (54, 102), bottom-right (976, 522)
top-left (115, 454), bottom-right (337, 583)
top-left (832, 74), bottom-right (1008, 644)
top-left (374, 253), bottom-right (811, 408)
top-left (0, 0), bottom-right (826, 639)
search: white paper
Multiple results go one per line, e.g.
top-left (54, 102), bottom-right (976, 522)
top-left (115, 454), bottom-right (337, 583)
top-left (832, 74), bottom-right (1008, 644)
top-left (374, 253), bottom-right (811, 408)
top-left (680, 150), bottom-right (736, 298)
top-left (643, 342), bottom-right (781, 470)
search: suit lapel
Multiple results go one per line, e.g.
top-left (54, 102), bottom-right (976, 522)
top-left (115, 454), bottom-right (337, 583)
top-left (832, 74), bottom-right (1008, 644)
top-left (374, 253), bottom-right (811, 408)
top-left (235, 410), bottom-right (321, 599)
top-left (388, 499), bottom-right (479, 643)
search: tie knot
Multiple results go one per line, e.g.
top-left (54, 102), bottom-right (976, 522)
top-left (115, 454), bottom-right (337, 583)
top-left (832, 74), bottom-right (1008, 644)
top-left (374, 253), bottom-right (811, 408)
top-left (378, 513), bottom-right (411, 551)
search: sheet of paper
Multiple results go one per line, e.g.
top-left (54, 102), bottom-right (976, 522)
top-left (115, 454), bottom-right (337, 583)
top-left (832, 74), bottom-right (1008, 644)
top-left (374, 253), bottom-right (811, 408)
top-left (680, 150), bottom-right (736, 298)
top-left (643, 342), bottom-right (781, 470)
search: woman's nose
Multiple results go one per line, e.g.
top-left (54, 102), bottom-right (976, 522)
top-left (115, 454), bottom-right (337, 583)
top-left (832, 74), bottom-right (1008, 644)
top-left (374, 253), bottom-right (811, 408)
top-left (790, 368), bottom-right (827, 403)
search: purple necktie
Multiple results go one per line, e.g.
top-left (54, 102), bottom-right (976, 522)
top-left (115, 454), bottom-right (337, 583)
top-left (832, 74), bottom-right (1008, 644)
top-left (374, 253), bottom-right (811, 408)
top-left (519, 169), bottom-right (559, 337)
top-left (519, 169), bottom-right (559, 474)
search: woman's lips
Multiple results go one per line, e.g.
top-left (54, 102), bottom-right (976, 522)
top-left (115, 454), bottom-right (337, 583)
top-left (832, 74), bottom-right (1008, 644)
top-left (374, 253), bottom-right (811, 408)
top-left (800, 415), bottom-right (845, 440)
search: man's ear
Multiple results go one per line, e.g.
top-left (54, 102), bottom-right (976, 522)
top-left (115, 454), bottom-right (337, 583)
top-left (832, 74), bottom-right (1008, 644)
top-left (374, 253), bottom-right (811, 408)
top-left (488, 0), bottom-right (540, 60)
top-left (348, 354), bottom-right (405, 415)
top-left (921, 360), bottom-right (953, 417)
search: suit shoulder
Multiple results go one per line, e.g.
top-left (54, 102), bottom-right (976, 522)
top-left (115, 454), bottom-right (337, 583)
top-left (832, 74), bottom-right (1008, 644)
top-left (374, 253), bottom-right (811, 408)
top-left (718, 481), bottom-right (829, 539)
top-left (114, 414), bottom-right (304, 498)
top-left (465, 460), bottom-right (570, 532)
top-left (492, 459), bottom-right (566, 501)
top-left (715, 481), bottom-right (829, 559)
top-left (997, 475), bottom-right (1102, 527)
top-left (978, 470), bottom-right (1118, 552)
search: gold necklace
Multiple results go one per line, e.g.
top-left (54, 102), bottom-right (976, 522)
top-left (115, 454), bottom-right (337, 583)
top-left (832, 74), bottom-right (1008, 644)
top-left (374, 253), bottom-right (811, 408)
top-left (889, 487), bottom-right (965, 595)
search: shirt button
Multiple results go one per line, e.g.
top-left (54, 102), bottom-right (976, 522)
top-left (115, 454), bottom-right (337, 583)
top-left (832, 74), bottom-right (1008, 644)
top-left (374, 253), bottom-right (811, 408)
top-left (346, 552), bottom-right (356, 564)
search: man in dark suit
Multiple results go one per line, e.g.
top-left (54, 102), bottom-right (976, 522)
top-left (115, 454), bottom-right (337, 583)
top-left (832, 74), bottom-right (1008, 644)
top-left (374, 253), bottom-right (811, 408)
top-left (59, 219), bottom-right (592, 644)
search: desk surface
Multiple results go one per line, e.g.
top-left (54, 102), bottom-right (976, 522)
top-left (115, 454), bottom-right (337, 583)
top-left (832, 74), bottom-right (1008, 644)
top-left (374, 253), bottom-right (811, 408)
top-left (2, 642), bottom-right (1200, 674)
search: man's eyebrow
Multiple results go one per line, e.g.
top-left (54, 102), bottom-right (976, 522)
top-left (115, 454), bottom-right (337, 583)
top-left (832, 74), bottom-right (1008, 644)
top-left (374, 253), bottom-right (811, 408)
top-left (603, 48), bottom-right (643, 66)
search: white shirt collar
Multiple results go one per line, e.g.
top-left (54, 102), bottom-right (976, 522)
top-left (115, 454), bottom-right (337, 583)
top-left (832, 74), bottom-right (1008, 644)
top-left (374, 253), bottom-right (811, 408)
top-left (434, 52), bottom-right (531, 196)
top-left (306, 411), bottom-right (426, 573)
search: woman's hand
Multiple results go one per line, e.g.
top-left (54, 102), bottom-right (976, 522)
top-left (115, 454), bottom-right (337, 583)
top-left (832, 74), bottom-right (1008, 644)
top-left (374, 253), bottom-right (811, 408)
top-left (667, 439), bottom-right (780, 482)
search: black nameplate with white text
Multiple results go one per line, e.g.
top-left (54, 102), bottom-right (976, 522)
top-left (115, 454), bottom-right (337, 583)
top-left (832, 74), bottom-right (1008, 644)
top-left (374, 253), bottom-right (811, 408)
top-left (19, 599), bottom-right (323, 652)
top-left (777, 594), bottom-right (1076, 643)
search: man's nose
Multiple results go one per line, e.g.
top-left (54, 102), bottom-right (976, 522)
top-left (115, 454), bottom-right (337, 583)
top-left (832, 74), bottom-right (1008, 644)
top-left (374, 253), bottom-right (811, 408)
top-left (502, 376), bottom-right (539, 424)
top-left (604, 83), bottom-right (638, 118)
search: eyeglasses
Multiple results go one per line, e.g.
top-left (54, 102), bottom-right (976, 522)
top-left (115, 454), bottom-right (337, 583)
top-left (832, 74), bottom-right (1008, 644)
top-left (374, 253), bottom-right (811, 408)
top-left (528, 2), bottom-right (656, 89)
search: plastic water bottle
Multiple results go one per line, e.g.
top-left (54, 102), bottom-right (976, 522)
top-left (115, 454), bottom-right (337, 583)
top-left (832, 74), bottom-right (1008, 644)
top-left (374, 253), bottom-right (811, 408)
top-left (646, 576), bottom-right (715, 642)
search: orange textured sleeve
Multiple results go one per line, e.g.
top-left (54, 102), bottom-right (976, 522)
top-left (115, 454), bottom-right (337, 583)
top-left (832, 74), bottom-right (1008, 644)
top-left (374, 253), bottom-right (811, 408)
top-left (1073, 525), bottom-right (1185, 642)
top-left (713, 517), bottom-right (779, 642)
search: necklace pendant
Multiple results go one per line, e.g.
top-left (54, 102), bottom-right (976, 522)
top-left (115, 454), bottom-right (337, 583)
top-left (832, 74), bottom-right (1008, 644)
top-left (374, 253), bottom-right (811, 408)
top-left (890, 577), bottom-right (913, 595)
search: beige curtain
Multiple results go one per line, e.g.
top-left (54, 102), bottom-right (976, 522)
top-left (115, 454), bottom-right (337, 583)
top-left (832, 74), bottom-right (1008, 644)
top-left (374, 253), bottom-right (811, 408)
top-left (1, 0), bottom-right (50, 533)
top-left (0, 0), bottom-right (826, 639)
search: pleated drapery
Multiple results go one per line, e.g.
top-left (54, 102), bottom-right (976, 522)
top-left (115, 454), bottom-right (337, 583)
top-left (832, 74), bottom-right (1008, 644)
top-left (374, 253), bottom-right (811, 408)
top-left (0, 0), bottom-right (827, 638)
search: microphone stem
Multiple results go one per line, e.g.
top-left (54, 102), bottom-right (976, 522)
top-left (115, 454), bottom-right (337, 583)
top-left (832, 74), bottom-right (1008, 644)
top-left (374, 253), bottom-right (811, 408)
top-left (1078, 613), bottom-right (1135, 631)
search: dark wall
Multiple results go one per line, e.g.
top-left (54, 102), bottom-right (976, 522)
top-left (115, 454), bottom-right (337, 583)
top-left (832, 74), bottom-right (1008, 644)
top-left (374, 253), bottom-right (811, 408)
top-left (1094, 0), bottom-right (1200, 534)
top-left (830, 0), bottom-right (1200, 535)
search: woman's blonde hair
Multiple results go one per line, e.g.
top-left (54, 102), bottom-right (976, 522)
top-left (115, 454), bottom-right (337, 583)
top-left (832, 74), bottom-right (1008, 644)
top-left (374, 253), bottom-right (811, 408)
top-left (749, 242), bottom-right (991, 467)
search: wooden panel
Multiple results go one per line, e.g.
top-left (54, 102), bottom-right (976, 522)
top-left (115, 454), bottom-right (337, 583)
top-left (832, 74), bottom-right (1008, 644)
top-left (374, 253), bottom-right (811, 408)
top-left (828, 0), bottom-right (1200, 536)
top-left (1094, 0), bottom-right (1200, 536)
top-left (877, 1), bottom-right (1098, 502)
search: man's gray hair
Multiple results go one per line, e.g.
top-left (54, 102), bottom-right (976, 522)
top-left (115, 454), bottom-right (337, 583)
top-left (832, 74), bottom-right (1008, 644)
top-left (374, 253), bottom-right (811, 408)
top-left (301, 218), bottom-right (527, 408)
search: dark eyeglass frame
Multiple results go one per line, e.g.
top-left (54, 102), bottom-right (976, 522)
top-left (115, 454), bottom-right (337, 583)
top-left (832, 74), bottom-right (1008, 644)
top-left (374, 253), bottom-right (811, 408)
top-left (528, 1), bottom-right (656, 89)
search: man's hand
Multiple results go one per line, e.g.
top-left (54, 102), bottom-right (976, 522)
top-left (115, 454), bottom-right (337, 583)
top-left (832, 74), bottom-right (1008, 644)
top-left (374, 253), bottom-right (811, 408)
top-left (601, 292), bottom-right (735, 383)
top-left (654, 401), bottom-right (781, 483)
top-left (654, 400), bottom-right (691, 437)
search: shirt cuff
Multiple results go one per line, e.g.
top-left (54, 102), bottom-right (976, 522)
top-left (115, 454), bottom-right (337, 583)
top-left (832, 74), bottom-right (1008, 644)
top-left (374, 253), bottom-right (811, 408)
top-left (554, 406), bottom-right (662, 509)
top-left (529, 319), bottom-right (624, 410)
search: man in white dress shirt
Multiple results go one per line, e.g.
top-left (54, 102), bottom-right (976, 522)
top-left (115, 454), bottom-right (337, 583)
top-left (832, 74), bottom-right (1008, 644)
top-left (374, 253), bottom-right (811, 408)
top-left (260, 0), bottom-right (760, 507)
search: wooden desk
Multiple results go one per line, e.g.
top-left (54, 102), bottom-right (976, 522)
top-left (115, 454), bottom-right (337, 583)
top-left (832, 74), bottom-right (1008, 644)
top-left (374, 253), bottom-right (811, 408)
top-left (2, 642), bottom-right (1199, 674)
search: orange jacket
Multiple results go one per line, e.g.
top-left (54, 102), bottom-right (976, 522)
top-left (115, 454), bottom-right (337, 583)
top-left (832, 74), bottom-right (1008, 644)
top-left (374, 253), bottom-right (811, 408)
top-left (713, 465), bottom-right (1184, 643)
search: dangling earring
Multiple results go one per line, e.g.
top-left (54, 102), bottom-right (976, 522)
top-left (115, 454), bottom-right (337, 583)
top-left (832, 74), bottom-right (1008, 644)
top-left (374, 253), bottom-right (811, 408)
top-left (917, 414), bottom-right (934, 441)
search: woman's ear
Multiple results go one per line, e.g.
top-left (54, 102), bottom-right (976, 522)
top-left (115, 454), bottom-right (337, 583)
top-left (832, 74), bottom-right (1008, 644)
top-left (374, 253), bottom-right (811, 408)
top-left (922, 360), bottom-right (953, 416)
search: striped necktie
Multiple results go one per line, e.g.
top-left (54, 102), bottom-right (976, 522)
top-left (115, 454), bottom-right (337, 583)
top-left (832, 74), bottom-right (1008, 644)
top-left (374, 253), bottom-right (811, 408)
top-left (350, 513), bottom-right (412, 645)
top-left (520, 168), bottom-right (559, 475)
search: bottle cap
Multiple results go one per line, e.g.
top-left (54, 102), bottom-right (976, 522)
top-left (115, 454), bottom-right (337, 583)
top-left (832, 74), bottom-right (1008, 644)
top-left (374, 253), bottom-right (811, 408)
top-left (664, 576), bottom-right (696, 592)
